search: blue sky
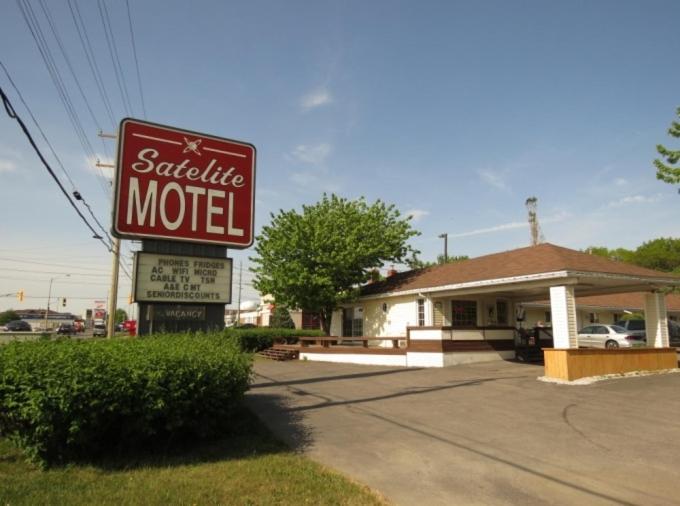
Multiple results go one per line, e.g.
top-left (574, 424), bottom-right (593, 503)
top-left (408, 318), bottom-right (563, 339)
top-left (1, 0), bottom-right (679, 317)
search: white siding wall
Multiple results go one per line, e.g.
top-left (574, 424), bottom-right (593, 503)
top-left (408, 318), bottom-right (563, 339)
top-left (363, 296), bottom-right (416, 337)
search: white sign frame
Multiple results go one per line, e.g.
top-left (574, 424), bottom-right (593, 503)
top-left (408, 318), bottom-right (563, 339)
top-left (133, 252), bottom-right (233, 304)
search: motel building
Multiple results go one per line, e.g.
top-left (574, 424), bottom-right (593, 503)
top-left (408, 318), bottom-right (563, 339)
top-left (295, 243), bottom-right (680, 381)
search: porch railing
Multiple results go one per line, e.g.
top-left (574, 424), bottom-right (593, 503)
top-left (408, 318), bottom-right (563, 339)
top-left (299, 336), bottom-right (404, 349)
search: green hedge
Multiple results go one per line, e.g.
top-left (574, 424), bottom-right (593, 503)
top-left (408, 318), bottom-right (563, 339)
top-left (0, 333), bottom-right (251, 466)
top-left (225, 327), bottom-right (325, 352)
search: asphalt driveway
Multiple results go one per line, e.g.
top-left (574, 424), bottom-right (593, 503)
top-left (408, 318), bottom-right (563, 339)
top-left (246, 359), bottom-right (680, 505)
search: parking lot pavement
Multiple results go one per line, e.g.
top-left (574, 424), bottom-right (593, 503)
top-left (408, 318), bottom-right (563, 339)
top-left (246, 359), bottom-right (680, 506)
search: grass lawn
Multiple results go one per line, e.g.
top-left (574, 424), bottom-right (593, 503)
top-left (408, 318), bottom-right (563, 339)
top-left (0, 409), bottom-right (386, 506)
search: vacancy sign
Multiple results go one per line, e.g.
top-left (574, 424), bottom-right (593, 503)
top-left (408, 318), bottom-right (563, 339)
top-left (112, 118), bottom-right (255, 247)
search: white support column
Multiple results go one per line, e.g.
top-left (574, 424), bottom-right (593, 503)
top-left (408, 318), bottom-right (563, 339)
top-left (425, 297), bottom-right (434, 326)
top-left (550, 285), bottom-right (578, 348)
top-left (644, 292), bottom-right (669, 348)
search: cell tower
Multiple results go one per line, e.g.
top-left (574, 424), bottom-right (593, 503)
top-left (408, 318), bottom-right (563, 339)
top-left (525, 196), bottom-right (544, 246)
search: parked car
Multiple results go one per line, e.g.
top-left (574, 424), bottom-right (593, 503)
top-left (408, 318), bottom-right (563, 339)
top-left (668, 320), bottom-right (680, 347)
top-left (1, 320), bottom-right (32, 332)
top-left (578, 324), bottom-right (646, 349)
top-left (93, 323), bottom-right (107, 337)
top-left (615, 319), bottom-right (680, 345)
top-left (613, 319), bottom-right (646, 338)
top-left (55, 323), bottom-right (76, 335)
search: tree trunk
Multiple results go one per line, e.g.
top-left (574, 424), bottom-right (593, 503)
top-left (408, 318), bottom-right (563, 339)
top-left (320, 307), bottom-right (333, 336)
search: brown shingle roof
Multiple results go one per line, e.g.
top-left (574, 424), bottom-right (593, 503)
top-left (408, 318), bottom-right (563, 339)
top-left (362, 243), bottom-right (680, 296)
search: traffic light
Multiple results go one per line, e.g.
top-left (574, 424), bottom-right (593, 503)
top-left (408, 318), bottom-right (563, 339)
top-left (62, 297), bottom-right (67, 307)
top-left (17, 290), bottom-right (24, 302)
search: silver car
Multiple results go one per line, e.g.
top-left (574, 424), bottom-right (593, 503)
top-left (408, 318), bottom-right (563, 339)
top-left (93, 323), bottom-right (107, 337)
top-left (578, 324), bottom-right (646, 349)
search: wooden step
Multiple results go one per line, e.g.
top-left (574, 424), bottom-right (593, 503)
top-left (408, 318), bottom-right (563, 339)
top-left (257, 347), bottom-right (299, 361)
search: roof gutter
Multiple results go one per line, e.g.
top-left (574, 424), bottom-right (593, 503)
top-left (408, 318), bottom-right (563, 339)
top-left (359, 269), bottom-right (680, 301)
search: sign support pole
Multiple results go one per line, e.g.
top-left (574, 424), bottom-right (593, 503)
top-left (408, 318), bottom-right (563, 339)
top-left (106, 236), bottom-right (120, 338)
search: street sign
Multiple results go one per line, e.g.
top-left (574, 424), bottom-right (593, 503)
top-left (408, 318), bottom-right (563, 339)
top-left (133, 252), bottom-right (233, 304)
top-left (112, 118), bottom-right (256, 247)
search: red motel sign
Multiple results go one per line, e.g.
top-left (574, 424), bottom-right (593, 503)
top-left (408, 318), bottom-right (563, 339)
top-left (112, 118), bottom-right (255, 247)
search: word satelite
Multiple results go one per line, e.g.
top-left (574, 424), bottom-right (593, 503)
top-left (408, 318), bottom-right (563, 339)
top-left (112, 119), bottom-right (255, 247)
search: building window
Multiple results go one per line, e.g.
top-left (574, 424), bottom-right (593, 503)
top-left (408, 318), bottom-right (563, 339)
top-left (417, 299), bottom-right (425, 326)
top-left (612, 313), bottom-right (622, 324)
top-left (544, 311), bottom-right (552, 324)
top-left (496, 300), bottom-right (508, 325)
top-left (589, 312), bottom-right (598, 323)
top-left (452, 300), bottom-right (477, 327)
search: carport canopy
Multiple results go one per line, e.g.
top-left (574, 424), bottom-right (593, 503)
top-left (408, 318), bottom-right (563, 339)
top-left (360, 243), bottom-right (680, 348)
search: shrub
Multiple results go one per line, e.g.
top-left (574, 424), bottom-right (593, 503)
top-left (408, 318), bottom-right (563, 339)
top-left (0, 333), bottom-right (251, 466)
top-left (225, 327), bottom-right (325, 352)
top-left (269, 306), bottom-right (295, 329)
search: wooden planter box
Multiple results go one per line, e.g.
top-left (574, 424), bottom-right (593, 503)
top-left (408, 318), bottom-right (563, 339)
top-left (543, 348), bottom-right (678, 381)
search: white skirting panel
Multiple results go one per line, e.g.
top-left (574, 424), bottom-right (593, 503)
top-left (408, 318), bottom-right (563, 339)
top-left (299, 350), bottom-right (516, 368)
top-left (299, 352), bottom-right (407, 367)
top-left (440, 350), bottom-right (515, 366)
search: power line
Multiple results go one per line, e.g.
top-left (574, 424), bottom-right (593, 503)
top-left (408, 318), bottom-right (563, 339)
top-left (37, 0), bottom-right (108, 147)
top-left (125, 0), bottom-right (146, 118)
top-left (16, 0), bottom-right (97, 162)
top-left (16, 0), bottom-right (114, 205)
top-left (0, 87), bottom-right (110, 250)
top-left (97, 0), bottom-right (133, 116)
top-left (0, 267), bottom-right (109, 277)
top-left (0, 61), bottom-right (113, 247)
top-left (0, 256), bottom-right (110, 272)
top-left (67, 0), bottom-right (117, 128)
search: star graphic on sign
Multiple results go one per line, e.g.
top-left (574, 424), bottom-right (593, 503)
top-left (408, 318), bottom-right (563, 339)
top-left (183, 137), bottom-right (202, 155)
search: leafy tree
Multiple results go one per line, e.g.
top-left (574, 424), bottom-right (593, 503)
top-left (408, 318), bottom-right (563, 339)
top-left (269, 305), bottom-right (295, 329)
top-left (585, 238), bottom-right (680, 273)
top-left (251, 194), bottom-right (419, 335)
top-left (654, 107), bottom-right (680, 185)
top-left (0, 310), bottom-right (20, 325)
top-left (114, 308), bottom-right (128, 325)
top-left (585, 246), bottom-right (635, 264)
top-left (621, 312), bottom-right (644, 321)
top-left (407, 254), bottom-right (469, 269)
top-left (634, 237), bottom-right (680, 273)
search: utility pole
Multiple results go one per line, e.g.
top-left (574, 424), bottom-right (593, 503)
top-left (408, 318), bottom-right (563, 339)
top-left (438, 233), bottom-right (448, 263)
top-left (99, 130), bottom-right (120, 338)
top-left (236, 261), bottom-right (243, 325)
top-left (106, 237), bottom-right (120, 338)
top-left (525, 196), bottom-right (544, 246)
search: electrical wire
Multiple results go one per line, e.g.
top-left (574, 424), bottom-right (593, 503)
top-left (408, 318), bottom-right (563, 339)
top-left (0, 61), bottom-right (113, 247)
top-left (0, 256), bottom-right (110, 272)
top-left (0, 85), bottom-right (111, 250)
top-left (97, 0), bottom-right (134, 116)
top-left (0, 267), bottom-right (109, 277)
top-left (16, 0), bottom-right (115, 206)
top-left (67, 0), bottom-right (117, 129)
top-left (16, 0), bottom-right (98, 163)
top-left (125, 0), bottom-right (146, 118)
top-left (37, 0), bottom-right (110, 155)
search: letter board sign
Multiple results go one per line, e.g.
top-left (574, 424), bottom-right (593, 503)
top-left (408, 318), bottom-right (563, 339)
top-left (112, 118), bottom-right (255, 247)
top-left (133, 252), bottom-right (233, 304)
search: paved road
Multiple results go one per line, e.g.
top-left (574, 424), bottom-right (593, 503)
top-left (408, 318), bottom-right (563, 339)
top-left (246, 359), bottom-right (680, 505)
